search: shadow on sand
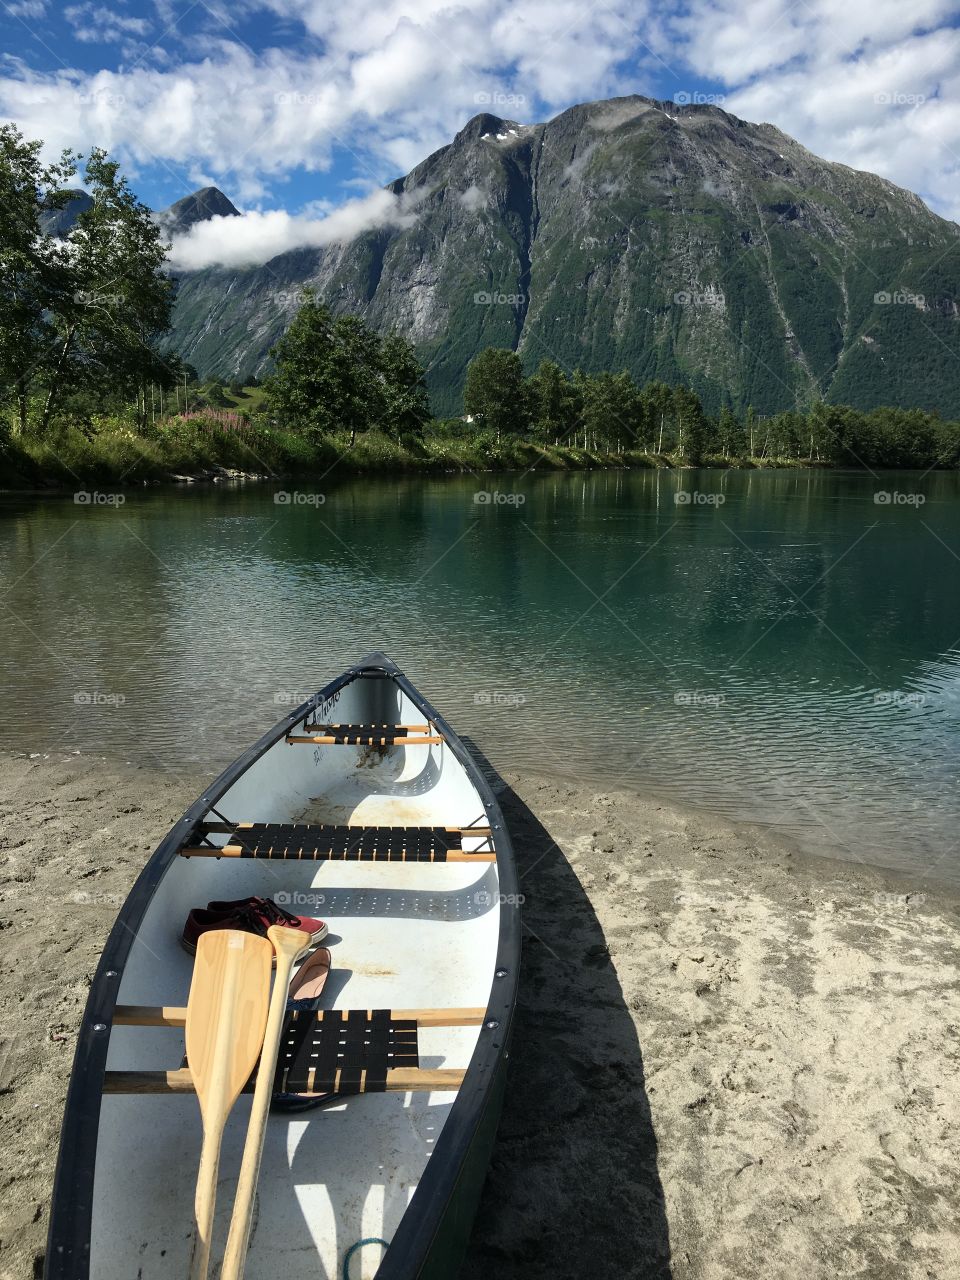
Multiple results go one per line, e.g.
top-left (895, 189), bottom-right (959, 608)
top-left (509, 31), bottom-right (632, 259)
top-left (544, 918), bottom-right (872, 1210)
top-left (459, 779), bottom-right (672, 1279)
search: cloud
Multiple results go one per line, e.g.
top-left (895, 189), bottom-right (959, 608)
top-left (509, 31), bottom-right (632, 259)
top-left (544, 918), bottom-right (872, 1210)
top-left (4, 0), bottom-right (47, 16)
top-left (0, 1), bottom-right (655, 195)
top-left (64, 4), bottom-right (151, 43)
top-left (457, 184), bottom-right (487, 211)
top-left (165, 187), bottom-right (421, 269)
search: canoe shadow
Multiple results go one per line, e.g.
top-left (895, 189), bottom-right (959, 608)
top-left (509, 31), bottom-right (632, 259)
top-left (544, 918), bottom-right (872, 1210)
top-left (459, 779), bottom-right (673, 1279)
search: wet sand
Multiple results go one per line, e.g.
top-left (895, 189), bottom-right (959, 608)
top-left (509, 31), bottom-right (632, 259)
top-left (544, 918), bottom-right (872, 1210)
top-left (2, 750), bottom-right (959, 1279)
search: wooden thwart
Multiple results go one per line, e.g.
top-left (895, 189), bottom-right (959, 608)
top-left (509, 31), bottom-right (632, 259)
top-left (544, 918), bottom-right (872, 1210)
top-left (104, 1067), bottom-right (465, 1095)
top-left (114, 1005), bottom-right (486, 1029)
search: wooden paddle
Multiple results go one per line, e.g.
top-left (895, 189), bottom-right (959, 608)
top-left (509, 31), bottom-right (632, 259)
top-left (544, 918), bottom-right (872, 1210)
top-left (220, 925), bottom-right (310, 1280)
top-left (185, 929), bottom-right (273, 1280)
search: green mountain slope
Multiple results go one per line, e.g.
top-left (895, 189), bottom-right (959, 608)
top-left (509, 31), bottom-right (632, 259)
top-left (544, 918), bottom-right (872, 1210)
top-left (162, 96), bottom-right (960, 417)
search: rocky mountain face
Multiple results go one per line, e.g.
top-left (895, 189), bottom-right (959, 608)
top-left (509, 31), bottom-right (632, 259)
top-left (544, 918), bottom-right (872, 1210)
top-left (166, 97), bottom-right (960, 414)
top-left (39, 188), bottom-right (93, 236)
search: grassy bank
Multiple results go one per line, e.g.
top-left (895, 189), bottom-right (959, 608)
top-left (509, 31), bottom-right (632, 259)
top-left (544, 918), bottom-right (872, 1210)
top-left (0, 418), bottom-right (676, 489)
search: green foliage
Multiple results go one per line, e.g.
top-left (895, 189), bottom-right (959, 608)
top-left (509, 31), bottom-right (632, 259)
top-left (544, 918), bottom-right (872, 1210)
top-left (264, 298), bottom-right (430, 447)
top-left (0, 127), bottom-right (176, 438)
top-left (463, 348), bottom-right (530, 441)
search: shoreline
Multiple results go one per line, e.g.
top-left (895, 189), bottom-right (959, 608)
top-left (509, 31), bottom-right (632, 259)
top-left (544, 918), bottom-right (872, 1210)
top-left (2, 749), bottom-right (959, 1278)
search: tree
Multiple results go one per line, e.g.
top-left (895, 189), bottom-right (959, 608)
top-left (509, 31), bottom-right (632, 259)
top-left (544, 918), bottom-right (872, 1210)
top-left (264, 294), bottom-right (337, 437)
top-left (0, 124), bottom-right (75, 436)
top-left (640, 381), bottom-right (676, 453)
top-left (266, 298), bottom-right (428, 445)
top-left (717, 405), bottom-right (746, 458)
top-left (672, 386), bottom-right (706, 463)
top-left (527, 359), bottom-right (578, 442)
top-left (463, 348), bottom-right (528, 442)
top-left (36, 147), bottom-right (175, 434)
top-left (378, 331), bottom-right (431, 441)
top-left (330, 314), bottom-right (385, 445)
top-left (578, 371), bottom-right (642, 452)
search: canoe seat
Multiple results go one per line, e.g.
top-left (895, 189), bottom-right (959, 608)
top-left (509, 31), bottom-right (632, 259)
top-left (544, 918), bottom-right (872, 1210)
top-left (181, 822), bottom-right (495, 863)
top-left (104, 1006), bottom-right (485, 1096)
top-left (278, 1008), bottom-right (417, 1095)
top-left (286, 723), bottom-right (444, 746)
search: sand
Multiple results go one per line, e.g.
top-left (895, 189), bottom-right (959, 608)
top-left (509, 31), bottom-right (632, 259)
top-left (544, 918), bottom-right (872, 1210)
top-left (1, 750), bottom-right (959, 1279)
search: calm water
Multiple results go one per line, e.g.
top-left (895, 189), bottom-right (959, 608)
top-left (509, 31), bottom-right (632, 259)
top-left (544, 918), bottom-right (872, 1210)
top-left (2, 469), bottom-right (959, 885)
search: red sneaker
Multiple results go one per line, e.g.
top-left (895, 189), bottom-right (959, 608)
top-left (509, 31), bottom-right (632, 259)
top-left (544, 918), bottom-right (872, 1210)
top-left (206, 896), bottom-right (327, 943)
top-left (180, 897), bottom-right (327, 955)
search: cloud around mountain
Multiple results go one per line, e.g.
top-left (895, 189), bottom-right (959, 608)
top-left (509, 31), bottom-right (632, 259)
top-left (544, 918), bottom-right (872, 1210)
top-left (164, 187), bottom-right (421, 270)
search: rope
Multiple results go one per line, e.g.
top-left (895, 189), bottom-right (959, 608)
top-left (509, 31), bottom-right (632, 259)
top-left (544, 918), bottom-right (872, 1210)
top-left (343, 1238), bottom-right (390, 1279)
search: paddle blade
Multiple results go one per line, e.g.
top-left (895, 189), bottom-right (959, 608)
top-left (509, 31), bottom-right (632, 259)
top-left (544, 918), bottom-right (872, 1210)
top-left (185, 930), bottom-right (273, 1124)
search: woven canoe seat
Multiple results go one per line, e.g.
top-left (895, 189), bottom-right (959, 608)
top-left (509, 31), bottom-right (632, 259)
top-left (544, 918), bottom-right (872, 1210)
top-left (287, 723), bottom-right (444, 746)
top-left (181, 822), bottom-right (495, 863)
top-left (276, 1008), bottom-right (419, 1095)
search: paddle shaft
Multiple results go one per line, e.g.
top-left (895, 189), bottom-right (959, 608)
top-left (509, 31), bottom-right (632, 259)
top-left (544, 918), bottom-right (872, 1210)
top-left (186, 931), bottom-right (272, 1280)
top-left (220, 926), bottom-right (308, 1280)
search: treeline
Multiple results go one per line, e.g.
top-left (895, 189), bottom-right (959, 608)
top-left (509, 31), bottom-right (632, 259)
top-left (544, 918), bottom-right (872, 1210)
top-left (460, 348), bottom-right (960, 469)
top-left (3, 121), bottom-right (960, 476)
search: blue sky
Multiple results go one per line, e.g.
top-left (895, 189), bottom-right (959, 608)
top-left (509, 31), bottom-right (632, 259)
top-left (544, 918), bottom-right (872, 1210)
top-left (2, 1), bottom-right (959, 265)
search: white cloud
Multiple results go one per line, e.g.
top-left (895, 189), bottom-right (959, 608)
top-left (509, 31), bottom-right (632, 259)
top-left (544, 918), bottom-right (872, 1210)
top-left (0, 2), bottom-right (656, 194)
top-left (457, 184), bottom-right (487, 211)
top-left (65, 4), bottom-right (151, 43)
top-left (165, 187), bottom-right (421, 269)
top-left (4, 0), bottom-right (47, 16)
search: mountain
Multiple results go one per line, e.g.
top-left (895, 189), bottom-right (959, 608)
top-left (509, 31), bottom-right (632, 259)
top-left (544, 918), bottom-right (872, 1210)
top-left (156, 186), bottom-right (240, 237)
top-left (163, 96), bottom-right (960, 417)
top-left (39, 188), bottom-right (93, 236)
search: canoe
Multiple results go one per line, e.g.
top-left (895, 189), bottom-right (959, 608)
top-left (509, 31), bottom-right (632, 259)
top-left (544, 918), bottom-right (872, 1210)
top-left (46, 653), bottom-right (519, 1280)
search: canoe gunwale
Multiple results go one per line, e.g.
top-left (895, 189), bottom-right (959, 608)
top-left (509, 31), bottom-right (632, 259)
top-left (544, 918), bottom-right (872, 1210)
top-left (44, 653), bottom-right (520, 1280)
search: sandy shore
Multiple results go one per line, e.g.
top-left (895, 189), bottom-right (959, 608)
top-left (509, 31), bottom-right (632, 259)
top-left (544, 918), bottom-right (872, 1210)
top-left (2, 750), bottom-right (959, 1279)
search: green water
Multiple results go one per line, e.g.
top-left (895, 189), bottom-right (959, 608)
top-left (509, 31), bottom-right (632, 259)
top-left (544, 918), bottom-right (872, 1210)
top-left (2, 468), bottom-right (959, 884)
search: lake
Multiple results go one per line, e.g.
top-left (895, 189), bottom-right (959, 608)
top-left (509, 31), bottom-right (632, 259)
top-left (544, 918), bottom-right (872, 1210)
top-left (2, 467), bottom-right (958, 885)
